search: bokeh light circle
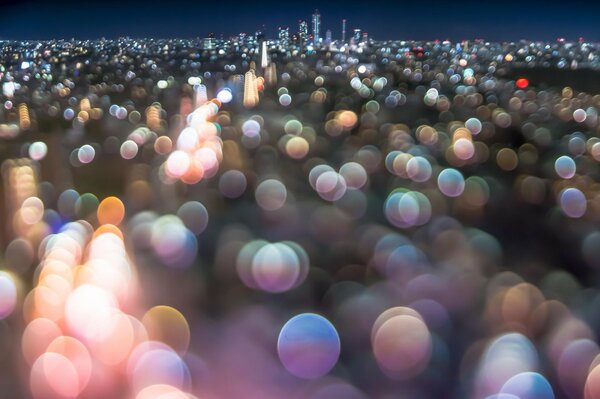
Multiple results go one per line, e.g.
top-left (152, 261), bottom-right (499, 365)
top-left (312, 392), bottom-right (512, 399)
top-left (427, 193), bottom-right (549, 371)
top-left (437, 168), bottom-right (465, 197)
top-left (555, 156), bottom-right (576, 179)
top-left (500, 372), bottom-right (554, 399)
top-left (278, 313), bottom-right (341, 379)
top-left (255, 179), bottom-right (287, 211)
top-left (559, 188), bottom-right (586, 218)
top-left (29, 141), bottom-right (48, 161)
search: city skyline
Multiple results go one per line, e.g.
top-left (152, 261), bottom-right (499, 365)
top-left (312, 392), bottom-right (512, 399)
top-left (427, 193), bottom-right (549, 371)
top-left (3, 0), bottom-right (600, 397)
top-left (1, 0), bottom-right (600, 42)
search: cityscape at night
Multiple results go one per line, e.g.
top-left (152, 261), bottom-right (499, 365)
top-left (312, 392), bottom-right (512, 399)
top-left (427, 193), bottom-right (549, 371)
top-left (1, 1), bottom-right (600, 398)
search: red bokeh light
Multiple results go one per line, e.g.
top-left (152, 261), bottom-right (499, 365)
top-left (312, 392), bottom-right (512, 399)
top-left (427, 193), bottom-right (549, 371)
top-left (516, 78), bottom-right (529, 89)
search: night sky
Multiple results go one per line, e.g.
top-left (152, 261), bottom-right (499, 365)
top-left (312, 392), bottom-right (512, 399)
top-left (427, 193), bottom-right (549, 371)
top-left (0, 0), bottom-right (599, 42)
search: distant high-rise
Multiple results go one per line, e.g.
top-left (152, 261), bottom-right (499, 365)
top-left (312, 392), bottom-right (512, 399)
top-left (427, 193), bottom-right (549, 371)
top-left (260, 41), bottom-right (268, 69)
top-left (202, 37), bottom-right (216, 50)
top-left (325, 30), bottom-right (332, 45)
top-left (255, 29), bottom-right (265, 43)
top-left (298, 20), bottom-right (308, 50)
top-left (353, 28), bottom-right (362, 44)
top-left (311, 9), bottom-right (321, 43)
top-left (238, 32), bottom-right (247, 46)
top-left (278, 26), bottom-right (290, 49)
top-left (243, 70), bottom-right (259, 108)
top-left (342, 19), bottom-right (346, 44)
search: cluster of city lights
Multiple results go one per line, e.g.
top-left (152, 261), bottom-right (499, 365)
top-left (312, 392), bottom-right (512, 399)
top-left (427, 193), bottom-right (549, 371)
top-left (2, 33), bottom-right (600, 398)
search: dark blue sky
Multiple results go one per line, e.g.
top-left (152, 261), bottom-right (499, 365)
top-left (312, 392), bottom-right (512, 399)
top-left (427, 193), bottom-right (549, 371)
top-left (0, 0), bottom-right (599, 42)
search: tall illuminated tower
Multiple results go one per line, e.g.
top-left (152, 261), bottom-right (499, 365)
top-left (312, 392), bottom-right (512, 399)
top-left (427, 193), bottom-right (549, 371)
top-left (260, 41), bottom-right (268, 69)
top-left (299, 20), bottom-right (308, 48)
top-left (342, 19), bottom-right (346, 44)
top-left (278, 26), bottom-right (290, 49)
top-left (243, 70), bottom-right (259, 108)
top-left (353, 28), bottom-right (361, 44)
top-left (311, 9), bottom-right (321, 44)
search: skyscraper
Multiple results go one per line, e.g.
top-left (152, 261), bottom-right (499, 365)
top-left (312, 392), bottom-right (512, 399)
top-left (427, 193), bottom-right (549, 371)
top-left (353, 28), bottom-right (362, 44)
top-left (298, 20), bottom-right (308, 49)
top-left (255, 29), bottom-right (265, 43)
top-left (325, 30), bottom-right (332, 45)
top-left (243, 70), bottom-right (259, 108)
top-left (202, 37), bottom-right (216, 50)
top-left (311, 9), bottom-right (321, 44)
top-left (278, 26), bottom-right (290, 49)
top-left (260, 41), bottom-right (268, 69)
top-left (342, 19), bottom-right (346, 44)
